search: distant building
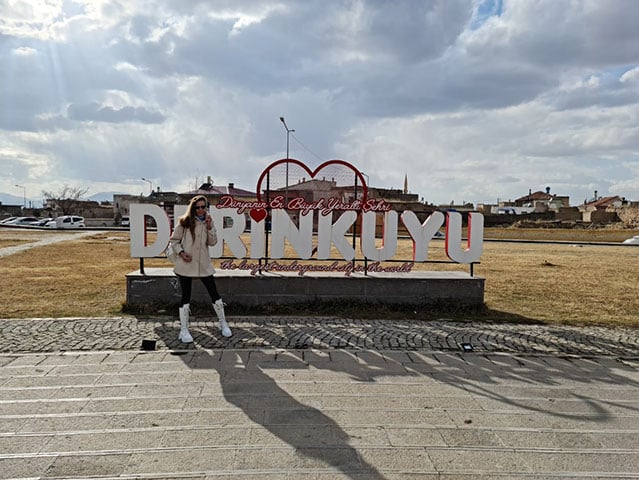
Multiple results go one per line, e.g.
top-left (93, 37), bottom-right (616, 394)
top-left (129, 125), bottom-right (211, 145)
top-left (513, 187), bottom-right (570, 212)
top-left (0, 202), bottom-right (23, 220)
top-left (437, 201), bottom-right (476, 213)
top-left (42, 198), bottom-right (114, 224)
top-left (179, 179), bottom-right (256, 205)
top-left (114, 190), bottom-right (181, 225)
top-left (580, 191), bottom-right (627, 210)
top-left (578, 191), bottom-right (629, 224)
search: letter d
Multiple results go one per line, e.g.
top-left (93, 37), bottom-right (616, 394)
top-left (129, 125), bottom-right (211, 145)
top-left (129, 204), bottom-right (171, 257)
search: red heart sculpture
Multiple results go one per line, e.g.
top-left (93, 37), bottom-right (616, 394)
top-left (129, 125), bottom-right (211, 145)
top-left (249, 208), bottom-right (267, 222)
top-left (255, 158), bottom-right (368, 204)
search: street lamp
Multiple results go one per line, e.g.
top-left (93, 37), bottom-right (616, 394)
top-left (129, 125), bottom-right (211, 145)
top-left (279, 116), bottom-right (295, 159)
top-left (279, 117), bottom-right (295, 205)
top-left (141, 177), bottom-right (153, 195)
top-left (15, 184), bottom-right (26, 208)
top-left (357, 172), bottom-right (370, 201)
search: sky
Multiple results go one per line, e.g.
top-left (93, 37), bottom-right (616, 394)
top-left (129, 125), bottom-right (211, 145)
top-left (1, 0), bottom-right (638, 207)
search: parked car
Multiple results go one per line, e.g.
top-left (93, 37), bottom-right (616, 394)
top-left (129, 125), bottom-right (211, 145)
top-left (120, 216), bottom-right (130, 228)
top-left (3, 216), bottom-right (39, 225)
top-left (33, 218), bottom-right (54, 227)
top-left (0, 216), bottom-right (18, 224)
top-left (45, 215), bottom-right (86, 229)
top-left (622, 235), bottom-right (639, 245)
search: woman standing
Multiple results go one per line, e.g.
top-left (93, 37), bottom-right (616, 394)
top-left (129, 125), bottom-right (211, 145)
top-left (169, 195), bottom-right (232, 342)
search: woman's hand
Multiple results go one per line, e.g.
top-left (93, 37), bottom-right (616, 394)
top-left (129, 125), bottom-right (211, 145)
top-left (205, 214), bottom-right (212, 230)
top-left (179, 251), bottom-right (192, 262)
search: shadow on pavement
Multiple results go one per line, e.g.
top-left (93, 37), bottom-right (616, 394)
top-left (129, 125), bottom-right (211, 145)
top-left (155, 323), bottom-right (386, 479)
top-left (154, 317), bottom-right (639, 477)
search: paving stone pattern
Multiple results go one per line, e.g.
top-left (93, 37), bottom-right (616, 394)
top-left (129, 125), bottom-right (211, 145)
top-left (0, 316), bottom-right (638, 356)
top-left (1, 348), bottom-right (638, 479)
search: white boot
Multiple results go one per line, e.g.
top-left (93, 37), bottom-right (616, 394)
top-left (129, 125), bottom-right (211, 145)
top-left (213, 299), bottom-right (232, 337)
top-left (178, 304), bottom-right (193, 343)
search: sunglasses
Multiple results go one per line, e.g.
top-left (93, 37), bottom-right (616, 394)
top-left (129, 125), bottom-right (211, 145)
top-left (194, 205), bottom-right (207, 210)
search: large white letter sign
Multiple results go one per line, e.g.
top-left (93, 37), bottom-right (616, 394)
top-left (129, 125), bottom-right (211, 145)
top-left (401, 210), bottom-right (445, 261)
top-left (130, 204), bottom-right (171, 258)
top-left (445, 212), bottom-right (484, 264)
top-left (249, 217), bottom-right (265, 259)
top-left (209, 208), bottom-right (247, 258)
top-left (270, 209), bottom-right (314, 259)
top-left (128, 158), bottom-right (486, 278)
top-left (361, 210), bottom-right (398, 261)
top-left (317, 211), bottom-right (357, 260)
top-left (173, 205), bottom-right (187, 224)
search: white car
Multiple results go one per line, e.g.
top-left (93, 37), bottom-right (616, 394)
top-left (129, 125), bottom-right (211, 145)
top-left (120, 216), bottom-right (130, 228)
top-left (45, 215), bottom-right (86, 229)
top-left (3, 216), bottom-right (39, 225)
top-left (622, 235), bottom-right (639, 245)
top-left (32, 218), bottom-right (54, 227)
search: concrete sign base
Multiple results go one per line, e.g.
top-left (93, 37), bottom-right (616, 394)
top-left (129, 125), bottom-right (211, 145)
top-left (126, 268), bottom-right (484, 309)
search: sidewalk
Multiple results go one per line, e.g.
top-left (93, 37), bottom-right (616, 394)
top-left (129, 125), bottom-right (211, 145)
top-left (1, 316), bottom-right (638, 355)
top-left (0, 230), bottom-right (97, 259)
top-left (1, 317), bottom-right (638, 479)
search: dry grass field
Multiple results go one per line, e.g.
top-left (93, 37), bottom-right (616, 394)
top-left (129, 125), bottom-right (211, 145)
top-left (0, 226), bottom-right (637, 327)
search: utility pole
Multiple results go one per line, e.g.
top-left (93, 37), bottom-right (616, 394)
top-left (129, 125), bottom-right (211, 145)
top-left (279, 117), bottom-right (295, 206)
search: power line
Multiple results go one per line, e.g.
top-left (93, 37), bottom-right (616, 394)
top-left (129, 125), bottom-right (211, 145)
top-left (289, 131), bottom-right (325, 163)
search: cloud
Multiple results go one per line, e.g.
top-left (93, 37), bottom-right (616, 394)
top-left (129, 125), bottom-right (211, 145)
top-left (11, 46), bottom-right (37, 56)
top-left (0, 0), bottom-right (638, 206)
top-left (67, 102), bottom-right (165, 124)
top-left (620, 67), bottom-right (639, 84)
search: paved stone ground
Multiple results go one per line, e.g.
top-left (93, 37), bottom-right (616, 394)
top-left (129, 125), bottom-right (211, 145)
top-left (1, 346), bottom-right (639, 479)
top-left (2, 316), bottom-right (639, 478)
top-left (0, 315), bottom-right (637, 356)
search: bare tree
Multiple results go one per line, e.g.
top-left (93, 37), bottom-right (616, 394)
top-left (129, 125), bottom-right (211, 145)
top-left (42, 184), bottom-right (90, 215)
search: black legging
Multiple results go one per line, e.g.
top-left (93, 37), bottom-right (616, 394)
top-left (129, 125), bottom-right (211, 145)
top-left (177, 275), bottom-right (221, 307)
